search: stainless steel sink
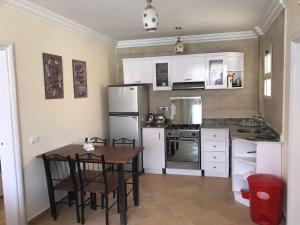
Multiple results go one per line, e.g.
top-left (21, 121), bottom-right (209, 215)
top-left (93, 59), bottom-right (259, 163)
top-left (237, 128), bottom-right (262, 134)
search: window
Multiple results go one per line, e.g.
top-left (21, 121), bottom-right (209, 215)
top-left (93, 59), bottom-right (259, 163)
top-left (264, 49), bottom-right (272, 97)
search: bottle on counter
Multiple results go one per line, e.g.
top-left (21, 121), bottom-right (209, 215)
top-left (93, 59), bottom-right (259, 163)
top-left (227, 72), bottom-right (234, 88)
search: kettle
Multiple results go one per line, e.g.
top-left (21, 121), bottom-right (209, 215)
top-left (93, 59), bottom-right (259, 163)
top-left (146, 113), bottom-right (155, 123)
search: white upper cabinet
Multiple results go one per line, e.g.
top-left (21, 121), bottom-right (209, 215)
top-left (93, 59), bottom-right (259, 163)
top-left (227, 53), bottom-right (244, 71)
top-left (172, 56), bottom-right (205, 83)
top-left (152, 59), bottom-right (172, 91)
top-left (122, 52), bottom-right (244, 90)
top-left (123, 59), bottom-right (153, 84)
top-left (205, 56), bottom-right (228, 89)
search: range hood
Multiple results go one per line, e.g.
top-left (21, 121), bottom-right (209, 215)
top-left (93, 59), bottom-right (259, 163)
top-left (172, 81), bottom-right (205, 90)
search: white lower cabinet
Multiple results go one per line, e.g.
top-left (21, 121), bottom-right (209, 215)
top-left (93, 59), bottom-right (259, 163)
top-left (231, 138), bottom-right (282, 207)
top-left (201, 128), bottom-right (229, 178)
top-left (142, 128), bottom-right (165, 174)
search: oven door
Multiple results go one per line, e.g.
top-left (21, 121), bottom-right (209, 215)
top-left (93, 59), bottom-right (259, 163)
top-left (166, 137), bottom-right (200, 170)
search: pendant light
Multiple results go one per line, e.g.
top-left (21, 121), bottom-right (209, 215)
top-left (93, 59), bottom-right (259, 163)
top-left (175, 26), bottom-right (184, 53)
top-left (143, 0), bottom-right (158, 32)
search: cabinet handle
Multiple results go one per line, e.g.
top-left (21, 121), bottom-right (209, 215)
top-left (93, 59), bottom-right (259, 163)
top-left (213, 166), bottom-right (216, 169)
top-left (213, 156), bottom-right (216, 159)
top-left (213, 135), bottom-right (216, 138)
top-left (213, 145), bottom-right (216, 148)
top-left (135, 81), bottom-right (141, 83)
top-left (184, 78), bottom-right (192, 81)
top-left (158, 133), bottom-right (160, 140)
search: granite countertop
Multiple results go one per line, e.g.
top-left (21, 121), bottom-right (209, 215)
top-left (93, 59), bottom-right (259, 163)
top-left (201, 118), bottom-right (280, 142)
top-left (142, 118), bottom-right (280, 142)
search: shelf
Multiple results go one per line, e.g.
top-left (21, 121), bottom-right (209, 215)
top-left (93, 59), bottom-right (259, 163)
top-left (234, 172), bottom-right (255, 181)
top-left (235, 156), bottom-right (256, 165)
top-left (234, 153), bottom-right (257, 158)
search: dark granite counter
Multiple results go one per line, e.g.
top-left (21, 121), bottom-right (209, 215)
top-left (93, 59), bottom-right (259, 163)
top-left (201, 118), bottom-right (280, 142)
top-left (142, 118), bottom-right (280, 142)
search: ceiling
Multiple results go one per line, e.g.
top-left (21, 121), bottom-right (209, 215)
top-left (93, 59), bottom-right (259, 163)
top-left (26, 0), bottom-right (274, 41)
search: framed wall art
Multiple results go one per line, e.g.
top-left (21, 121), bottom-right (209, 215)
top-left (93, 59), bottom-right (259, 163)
top-left (42, 53), bottom-right (64, 99)
top-left (72, 59), bottom-right (88, 98)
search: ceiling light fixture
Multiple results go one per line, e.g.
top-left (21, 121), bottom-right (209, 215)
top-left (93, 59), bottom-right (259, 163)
top-left (175, 26), bottom-right (184, 54)
top-left (143, 0), bottom-right (158, 32)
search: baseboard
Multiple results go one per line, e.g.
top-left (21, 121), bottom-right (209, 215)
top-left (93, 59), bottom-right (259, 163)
top-left (27, 194), bottom-right (67, 224)
top-left (27, 208), bottom-right (50, 225)
top-left (166, 168), bottom-right (203, 176)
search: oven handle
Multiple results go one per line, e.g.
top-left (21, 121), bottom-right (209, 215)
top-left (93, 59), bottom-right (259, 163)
top-left (168, 138), bottom-right (198, 142)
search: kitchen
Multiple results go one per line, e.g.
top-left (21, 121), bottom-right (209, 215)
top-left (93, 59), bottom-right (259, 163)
top-left (110, 36), bottom-right (282, 205)
top-left (0, 1), bottom-right (298, 225)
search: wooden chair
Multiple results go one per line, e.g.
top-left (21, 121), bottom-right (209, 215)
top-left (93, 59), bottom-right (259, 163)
top-left (75, 153), bottom-right (119, 225)
top-left (112, 138), bottom-right (136, 209)
top-left (88, 137), bottom-right (108, 208)
top-left (89, 137), bottom-right (107, 146)
top-left (42, 154), bottom-right (80, 223)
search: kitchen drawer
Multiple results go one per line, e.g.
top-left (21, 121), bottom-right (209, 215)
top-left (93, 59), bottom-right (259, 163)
top-left (203, 141), bottom-right (226, 152)
top-left (204, 152), bottom-right (226, 163)
top-left (202, 129), bottom-right (227, 141)
top-left (203, 162), bottom-right (226, 173)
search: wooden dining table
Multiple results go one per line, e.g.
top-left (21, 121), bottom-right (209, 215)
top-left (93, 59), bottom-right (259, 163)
top-left (37, 144), bottom-right (143, 225)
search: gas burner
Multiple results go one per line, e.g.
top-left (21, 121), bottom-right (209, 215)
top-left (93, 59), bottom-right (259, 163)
top-left (166, 124), bottom-right (200, 130)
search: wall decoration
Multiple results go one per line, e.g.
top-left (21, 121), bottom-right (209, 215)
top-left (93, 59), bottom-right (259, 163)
top-left (42, 53), bottom-right (64, 99)
top-left (72, 60), bottom-right (88, 98)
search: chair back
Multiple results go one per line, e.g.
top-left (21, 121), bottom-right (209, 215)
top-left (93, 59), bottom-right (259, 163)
top-left (75, 153), bottom-right (111, 193)
top-left (42, 154), bottom-right (77, 189)
top-left (112, 138), bottom-right (135, 148)
top-left (89, 137), bottom-right (107, 146)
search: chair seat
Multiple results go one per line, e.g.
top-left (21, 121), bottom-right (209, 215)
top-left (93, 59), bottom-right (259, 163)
top-left (109, 171), bottom-right (132, 181)
top-left (54, 177), bottom-right (77, 192)
top-left (84, 179), bottom-right (118, 194)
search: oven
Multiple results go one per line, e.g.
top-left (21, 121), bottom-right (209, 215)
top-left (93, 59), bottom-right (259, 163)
top-left (166, 96), bottom-right (202, 170)
top-left (166, 129), bottom-right (200, 170)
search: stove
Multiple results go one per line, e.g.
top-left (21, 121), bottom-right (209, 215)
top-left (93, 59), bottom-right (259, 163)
top-left (166, 124), bottom-right (201, 170)
top-left (166, 124), bottom-right (200, 138)
top-left (166, 124), bottom-right (200, 130)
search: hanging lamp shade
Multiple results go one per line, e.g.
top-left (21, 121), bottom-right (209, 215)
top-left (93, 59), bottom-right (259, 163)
top-left (143, 0), bottom-right (158, 32)
top-left (175, 37), bottom-right (184, 53)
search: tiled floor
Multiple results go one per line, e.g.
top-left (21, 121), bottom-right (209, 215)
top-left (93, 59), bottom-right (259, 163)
top-left (31, 174), bottom-right (285, 225)
top-left (0, 197), bottom-right (5, 225)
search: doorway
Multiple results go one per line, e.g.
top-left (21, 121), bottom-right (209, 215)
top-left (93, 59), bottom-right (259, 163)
top-left (287, 35), bottom-right (300, 225)
top-left (0, 40), bottom-right (26, 225)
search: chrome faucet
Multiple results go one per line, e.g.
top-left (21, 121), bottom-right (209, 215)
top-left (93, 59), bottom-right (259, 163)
top-left (251, 115), bottom-right (266, 127)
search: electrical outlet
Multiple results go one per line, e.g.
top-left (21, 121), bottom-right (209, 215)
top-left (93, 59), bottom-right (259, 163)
top-left (158, 106), bottom-right (168, 112)
top-left (29, 135), bottom-right (40, 145)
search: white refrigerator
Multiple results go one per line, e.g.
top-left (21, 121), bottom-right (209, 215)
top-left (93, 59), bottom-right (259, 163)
top-left (108, 85), bottom-right (148, 171)
top-left (0, 161), bottom-right (3, 197)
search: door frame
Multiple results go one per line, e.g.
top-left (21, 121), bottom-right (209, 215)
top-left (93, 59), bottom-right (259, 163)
top-left (287, 34), bottom-right (300, 225)
top-left (0, 39), bottom-right (26, 225)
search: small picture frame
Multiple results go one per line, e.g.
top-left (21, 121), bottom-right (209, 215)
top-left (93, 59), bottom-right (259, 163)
top-left (42, 53), bottom-right (64, 99)
top-left (72, 60), bottom-right (88, 98)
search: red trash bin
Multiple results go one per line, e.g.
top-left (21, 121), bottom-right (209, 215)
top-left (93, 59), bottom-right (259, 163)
top-left (247, 174), bottom-right (284, 225)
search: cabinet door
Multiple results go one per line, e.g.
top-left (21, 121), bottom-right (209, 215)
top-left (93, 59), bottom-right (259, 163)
top-left (152, 60), bottom-right (172, 91)
top-left (123, 59), bottom-right (153, 84)
top-left (142, 128), bottom-right (165, 173)
top-left (205, 56), bottom-right (227, 89)
top-left (227, 54), bottom-right (244, 72)
top-left (172, 57), bottom-right (205, 83)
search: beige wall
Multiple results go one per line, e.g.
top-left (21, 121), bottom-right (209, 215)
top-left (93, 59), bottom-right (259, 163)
top-left (282, 1), bottom-right (300, 222)
top-left (258, 10), bottom-right (285, 133)
top-left (0, 5), bottom-right (117, 220)
top-left (117, 39), bottom-right (259, 118)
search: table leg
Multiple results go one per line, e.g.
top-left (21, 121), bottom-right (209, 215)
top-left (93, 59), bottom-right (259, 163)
top-left (117, 164), bottom-right (127, 225)
top-left (133, 155), bottom-right (139, 207)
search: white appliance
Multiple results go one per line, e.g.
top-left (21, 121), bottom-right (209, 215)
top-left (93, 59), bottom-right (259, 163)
top-left (108, 85), bottom-right (148, 170)
top-left (0, 161), bottom-right (3, 197)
